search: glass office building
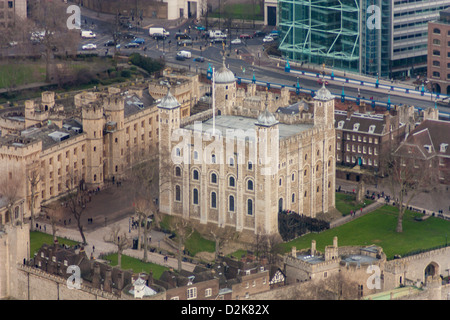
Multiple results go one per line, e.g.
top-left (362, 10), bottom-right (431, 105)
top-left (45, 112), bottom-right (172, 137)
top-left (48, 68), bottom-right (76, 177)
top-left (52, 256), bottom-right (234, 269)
top-left (278, 0), bottom-right (450, 79)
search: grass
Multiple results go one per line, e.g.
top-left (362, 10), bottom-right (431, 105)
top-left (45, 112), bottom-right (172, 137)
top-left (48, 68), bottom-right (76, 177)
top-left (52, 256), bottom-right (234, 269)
top-left (280, 205), bottom-right (450, 260)
top-left (184, 230), bottom-right (216, 256)
top-left (30, 231), bottom-right (79, 258)
top-left (335, 192), bottom-right (374, 216)
top-left (102, 253), bottom-right (169, 280)
top-left (0, 62), bottom-right (46, 89)
top-left (210, 3), bottom-right (263, 20)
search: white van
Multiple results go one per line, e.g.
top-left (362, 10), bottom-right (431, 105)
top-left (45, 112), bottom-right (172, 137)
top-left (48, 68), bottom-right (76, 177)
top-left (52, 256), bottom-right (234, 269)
top-left (208, 30), bottom-right (227, 39)
top-left (149, 27), bottom-right (170, 37)
top-left (81, 30), bottom-right (96, 38)
top-left (177, 50), bottom-right (191, 59)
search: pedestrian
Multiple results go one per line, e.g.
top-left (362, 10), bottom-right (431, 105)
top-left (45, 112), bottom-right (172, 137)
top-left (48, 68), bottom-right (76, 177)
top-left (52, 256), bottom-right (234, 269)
top-left (92, 245), bottom-right (95, 252)
top-left (360, 208), bottom-right (363, 214)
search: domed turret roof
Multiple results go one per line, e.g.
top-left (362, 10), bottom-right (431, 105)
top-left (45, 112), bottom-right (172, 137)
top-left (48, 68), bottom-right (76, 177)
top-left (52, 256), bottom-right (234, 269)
top-left (214, 57), bottom-right (235, 84)
top-left (256, 108), bottom-right (278, 127)
top-left (314, 83), bottom-right (335, 101)
top-left (157, 86), bottom-right (180, 109)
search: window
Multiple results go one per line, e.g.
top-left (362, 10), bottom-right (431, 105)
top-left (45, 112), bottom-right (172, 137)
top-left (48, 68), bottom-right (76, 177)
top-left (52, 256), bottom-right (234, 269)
top-left (247, 199), bottom-right (253, 215)
top-left (229, 157), bottom-right (234, 166)
top-left (433, 60), bottom-right (440, 67)
top-left (229, 176), bottom-right (235, 187)
top-left (175, 185), bottom-right (181, 201)
top-left (433, 50), bottom-right (440, 56)
top-left (433, 39), bottom-right (441, 45)
top-left (193, 189), bottom-right (199, 205)
top-left (211, 173), bottom-right (217, 183)
top-left (229, 195), bottom-right (235, 211)
top-left (247, 179), bottom-right (253, 190)
top-left (175, 148), bottom-right (181, 157)
top-left (433, 28), bottom-right (441, 34)
top-left (205, 288), bottom-right (212, 298)
top-left (194, 150), bottom-right (199, 161)
top-left (193, 169), bottom-right (199, 180)
top-left (211, 192), bottom-right (217, 208)
top-left (187, 287), bottom-right (197, 300)
top-left (292, 173), bottom-right (295, 181)
top-left (8, 1), bottom-right (13, 9)
top-left (433, 71), bottom-right (440, 77)
top-left (247, 161), bottom-right (253, 171)
top-left (175, 167), bottom-right (181, 177)
top-left (353, 123), bottom-right (360, 131)
top-left (211, 154), bottom-right (216, 164)
top-left (292, 193), bottom-right (295, 203)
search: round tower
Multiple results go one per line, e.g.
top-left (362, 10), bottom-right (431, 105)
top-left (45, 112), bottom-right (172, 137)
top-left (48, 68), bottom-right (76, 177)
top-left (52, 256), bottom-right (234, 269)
top-left (158, 86), bottom-right (181, 216)
top-left (214, 56), bottom-right (236, 115)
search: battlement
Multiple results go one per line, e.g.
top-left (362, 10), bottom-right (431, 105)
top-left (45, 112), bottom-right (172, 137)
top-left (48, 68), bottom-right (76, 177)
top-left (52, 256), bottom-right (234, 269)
top-left (0, 136), bottom-right (42, 157)
top-left (103, 94), bottom-right (125, 112)
top-left (82, 102), bottom-right (104, 120)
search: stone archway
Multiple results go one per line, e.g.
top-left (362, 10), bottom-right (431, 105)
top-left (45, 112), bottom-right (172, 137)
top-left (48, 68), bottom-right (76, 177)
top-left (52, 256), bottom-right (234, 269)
top-left (424, 262), bottom-right (439, 280)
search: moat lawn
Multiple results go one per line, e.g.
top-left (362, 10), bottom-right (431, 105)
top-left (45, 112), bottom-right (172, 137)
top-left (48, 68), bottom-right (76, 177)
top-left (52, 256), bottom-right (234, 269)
top-left (30, 231), bottom-right (79, 258)
top-left (280, 205), bottom-right (450, 260)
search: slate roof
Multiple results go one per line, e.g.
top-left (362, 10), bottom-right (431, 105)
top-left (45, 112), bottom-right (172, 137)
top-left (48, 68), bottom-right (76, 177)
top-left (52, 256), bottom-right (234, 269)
top-left (334, 110), bottom-right (389, 135)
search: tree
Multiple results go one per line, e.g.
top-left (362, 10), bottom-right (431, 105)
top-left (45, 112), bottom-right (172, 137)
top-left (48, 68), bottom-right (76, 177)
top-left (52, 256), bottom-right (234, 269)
top-left (27, 0), bottom-right (79, 82)
top-left (41, 202), bottom-right (60, 241)
top-left (104, 224), bottom-right (131, 268)
top-left (0, 169), bottom-right (23, 225)
top-left (26, 161), bottom-right (41, 232)
top-left (170, 216), bottom-right (194, 272)
top-left (209, 226), bottom-right (237, 261)
top-left (382, 142), bottom-right (439, 233)
top-left (62, 172), bottom-right (88, 244)
top-left (253, 233), bottom-right (283, 265)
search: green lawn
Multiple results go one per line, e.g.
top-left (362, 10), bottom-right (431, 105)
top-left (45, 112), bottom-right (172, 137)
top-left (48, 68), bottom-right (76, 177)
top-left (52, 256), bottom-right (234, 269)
top-left (184, 230), bottom-right (216, 257)
top-left (211, 3), bottom-right (263, 20)
top-left (335, 192), bottom-right (374, 216)
top-left (280, 205), bottom-right (450, 260)
top-left (0, 63), bottom-right (46, 88)
top-left (102, 253), bottom-right (169, 280)
top-left (30, 231), bottom-right (79, 258)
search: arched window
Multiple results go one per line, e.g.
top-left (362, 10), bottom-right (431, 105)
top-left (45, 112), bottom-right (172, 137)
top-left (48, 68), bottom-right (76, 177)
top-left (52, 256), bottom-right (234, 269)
top-left (229, 195), bottom-right (235, 212)
top-left (292, 193), bottom-right (295, 203)
top-left (175, 185), bottom-right (181, 201)
top-left (14, 206), bottom-right (19, 219)
top-left (94, 174), bottom-right (97, 181)
top-left (229, 176), bottom-right (235, 187)
top-left (292, 173), bottom-right (295, 181)
top-left (193, 169), bottom-right (199, 180)
top-left (211, 154), bottom-right (216, 164)
top-left (247, 179), bottom-right (254, 190)
top-left (211, 173), bottom-right (217, 183)
top-left (175, 167), bottom-right (181, 177)
top-left (211, 192), bottom-right (217, 208)
top-left (175, 148), bottom-right (181, 157)
top-left (433, 28), bottom-right (441, 34)
top-left (193, 188), bottom-right (199, 205)
top-left (247, 199), bottom-right (253, 215)
top-left (194, 150), bottom-right (199, 161)
top-left (229, 157), bottom-right (234, 166)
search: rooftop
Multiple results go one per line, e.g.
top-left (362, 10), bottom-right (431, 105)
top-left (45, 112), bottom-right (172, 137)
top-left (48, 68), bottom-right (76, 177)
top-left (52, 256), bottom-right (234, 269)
top-left (183, 115), bottom-right (313, 140)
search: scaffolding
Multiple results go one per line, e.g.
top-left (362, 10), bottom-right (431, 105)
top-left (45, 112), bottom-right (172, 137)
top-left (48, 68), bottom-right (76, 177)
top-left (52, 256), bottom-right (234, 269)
top-left (278, 0), bottom-right (361, 73)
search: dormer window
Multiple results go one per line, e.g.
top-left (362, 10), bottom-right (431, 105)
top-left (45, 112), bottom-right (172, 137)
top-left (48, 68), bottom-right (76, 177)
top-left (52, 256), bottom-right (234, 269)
top-left (337, 120), bottom-right (344, 129)
top-left (368, 125), bottom-right (376, 134)
top-left (440, 143), bottom-right (448, 153)
top-left (424, 145), bottom-right (432, 153)
top-left (353, 123), bottom-right (360, 131)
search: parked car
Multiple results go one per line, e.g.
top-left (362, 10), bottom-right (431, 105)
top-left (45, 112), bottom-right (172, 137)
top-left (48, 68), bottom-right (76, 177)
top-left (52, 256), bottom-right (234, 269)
top-left (239, 34), bottom-right (252, 39)
top-left (231, 38), bottom-right (242, 45)
top-left (132, 38), bottom-right (145, 44)
top-left (82, 43), bottom-right (97, 50)
top-left (177, 50), bottom-right (191, 58)
top-left (193, 56), bottom-right (205, 62)
top-left (176, 54), bottom-right (186, 61)
top-left (123, 33), bottom-right (136, 39)
top-left (210, 38), bottom-right (226, 44)
top-left (263, 36), bottom-right (274, 43)
top-left (124, 42), bottom-right (139, 48)
top-left (253, 30), bottom-right (266, 37)
top-left (195, 25), bottom-right (206, 31)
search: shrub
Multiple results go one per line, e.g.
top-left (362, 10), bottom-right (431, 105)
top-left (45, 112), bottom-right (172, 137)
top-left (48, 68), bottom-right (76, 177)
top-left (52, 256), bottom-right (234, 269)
top-left (129, 53), bottom-right (163, 74)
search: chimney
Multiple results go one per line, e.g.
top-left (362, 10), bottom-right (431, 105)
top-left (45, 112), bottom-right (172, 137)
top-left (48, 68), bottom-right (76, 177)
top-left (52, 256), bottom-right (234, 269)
top-left (104, 266), bottom-right (113, 293)
top-left (346, 106), bottom-right (354, 119)
top-left (311, 240), bottom-right (316, 256)
top-left (116, 270), bottom-right (124, 290)
top-left (92, 262), bottom-right (101, 289)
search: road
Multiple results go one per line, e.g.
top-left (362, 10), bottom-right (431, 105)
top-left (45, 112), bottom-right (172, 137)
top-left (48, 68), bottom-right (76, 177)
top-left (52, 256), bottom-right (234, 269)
top-left (77, 10), bottom-right (450, 115)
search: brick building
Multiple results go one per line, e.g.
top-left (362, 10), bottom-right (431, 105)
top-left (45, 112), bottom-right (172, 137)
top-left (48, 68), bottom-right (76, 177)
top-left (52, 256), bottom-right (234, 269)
top-left (427, 7), bottom-right (450, 96)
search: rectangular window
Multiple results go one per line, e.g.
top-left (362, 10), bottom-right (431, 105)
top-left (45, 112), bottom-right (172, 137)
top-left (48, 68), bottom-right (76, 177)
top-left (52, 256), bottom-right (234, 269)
top-left (187, 287), bottom-right (197, 300)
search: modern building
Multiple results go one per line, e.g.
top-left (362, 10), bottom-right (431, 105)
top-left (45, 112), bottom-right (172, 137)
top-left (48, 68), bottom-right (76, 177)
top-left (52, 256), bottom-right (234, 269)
top-left (278, 0), bottom-right (450, 79)
top-left (0, 0), bottom-right (27, 27)
top-left (158, 61), bottom-right (336, 236)
top-left (427, 7), bottom-right (450, 95)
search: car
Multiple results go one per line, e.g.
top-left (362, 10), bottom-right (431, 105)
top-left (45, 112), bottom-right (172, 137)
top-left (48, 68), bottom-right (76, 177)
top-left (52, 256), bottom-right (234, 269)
top-left (231, 38), bottom-right (242, 45)
top-left (175, 32), bottom-right (191, 40)
top-left (176, 54), bottom-right (186, 61)
top-left (253, 30), bottom-right (266, 37)
top-left (104, 40), bottom-right (116, 46)
top-left (193, 56), bottom-right (205, 62)
top-left (123, 33), bottom-right (136, 39)
top-left (82, 43), bottom-right (97, 50)
top-left (263, 36), bottom-right (274, 43)
top-left (153, 33), bottom-right (167, 40)
top-left (195, 25), bottom-right (206, 31)
top-left (210, 38), bottom-right (226, 44)
top-left (124, 42), bottom-right (139, 48)
top-left (132, 38), bottom-right (145, 44)
top-left (239, 34), bottom-right (252, 39)
top-left (177, 39), bottom-right (193, 46)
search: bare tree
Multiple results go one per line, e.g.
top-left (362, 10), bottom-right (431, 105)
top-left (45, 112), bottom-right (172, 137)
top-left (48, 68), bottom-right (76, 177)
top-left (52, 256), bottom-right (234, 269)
top-left (253, 233), bottom-right (283, 265)
top-left (382, 142), bottom-right (439, 233)
top-left (62, 172), bottom-right (88, 244)
top-left (26, 161), bottom-right (41, 232)
top-left (0, 170), bottom-right (24, 225)
top-left (209, 226), bottom-right (237, 261)
top-left (27, 0), bottom-right (79, 82)
top-left (41, 202), bottom-right (60, 241)
top-left (169, 216), bottom-right (194, 272)
top-left (104, 224), bottom-right (132, 269)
